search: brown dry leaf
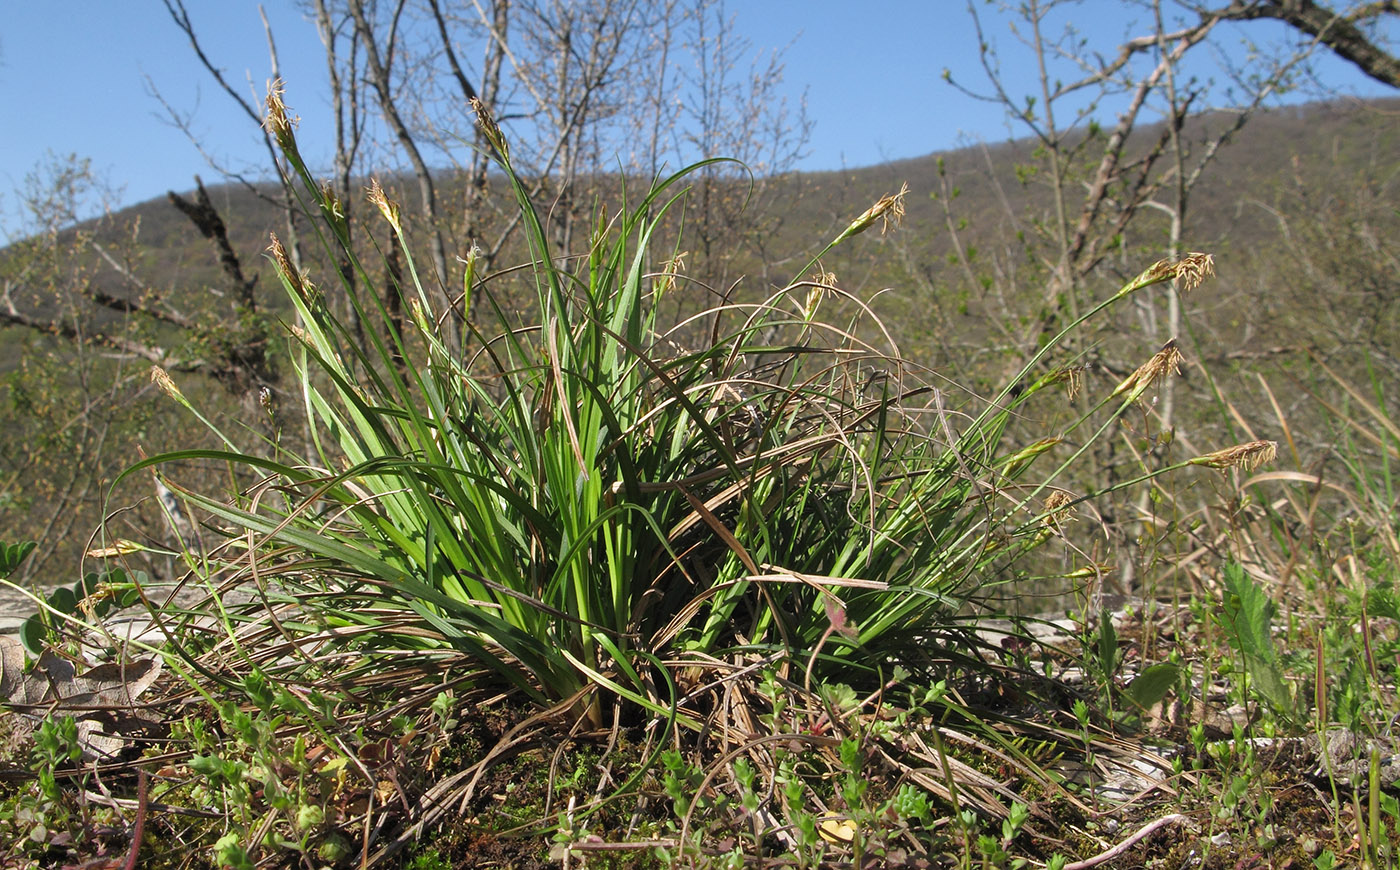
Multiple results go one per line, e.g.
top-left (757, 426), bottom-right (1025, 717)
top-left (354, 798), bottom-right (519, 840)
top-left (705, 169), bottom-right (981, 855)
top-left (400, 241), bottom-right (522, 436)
top-left (1, 637), bottom-right (163, 759)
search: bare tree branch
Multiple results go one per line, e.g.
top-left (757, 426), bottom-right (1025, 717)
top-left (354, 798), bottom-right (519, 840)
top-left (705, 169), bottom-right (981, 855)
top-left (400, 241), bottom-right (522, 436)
top-left (347, 0), bottom-right (451, 299)
top-left (1218, 0), bottom-right (1400, 87)
top-left (161, 0), bottom-right (304, 269)
top-left (166, 176), bottom-right (258, 311)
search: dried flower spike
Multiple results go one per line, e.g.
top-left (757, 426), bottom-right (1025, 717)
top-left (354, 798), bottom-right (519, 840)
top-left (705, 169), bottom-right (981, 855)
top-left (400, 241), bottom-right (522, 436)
top-left (1173, 253), bottom-right (1215, 292)
top-left (367, 179), bottom-right (402, 234)
top-left (262, 79), bottom-right (299, 150)
top-left (150, 366), bottom-right (184, 403)
top-left (1043, 490), bottom-right (1077, 530)
top-left (655, 250), bottom-right (687, 302)
top-left (1189, 440), bottom-right (1277, 471)
top-left (470, 97), bottom-right (509, 161)
top-left (843, 183), bottom-right (908, 239)
top-left (804, 268), bottom-right (838, 318)
top-left (1119, 251), bottom-right (1215, 298)
top-left (1054, 365), bottom-right (1086, 402)
top-left (1112, 339), bottom-right (1184, 402)
top-left (270, 234), bottom-right (319, 306)
top-left (1140, 258), bottom-right (1177, 287)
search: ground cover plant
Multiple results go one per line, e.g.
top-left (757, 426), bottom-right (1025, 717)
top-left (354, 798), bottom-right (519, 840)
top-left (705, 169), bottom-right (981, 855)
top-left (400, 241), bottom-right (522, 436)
top-left (2, 84), bottom-right (1397, 870)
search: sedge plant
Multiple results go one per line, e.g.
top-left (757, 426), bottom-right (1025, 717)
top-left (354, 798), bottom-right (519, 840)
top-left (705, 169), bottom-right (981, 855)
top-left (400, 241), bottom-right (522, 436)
top-left (120, 83), bottom-right (1246, 752)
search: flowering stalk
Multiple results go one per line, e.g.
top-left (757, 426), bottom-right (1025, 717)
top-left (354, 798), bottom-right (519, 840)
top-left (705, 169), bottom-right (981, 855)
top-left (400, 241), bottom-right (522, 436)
top-left (150, 367), bottom-right (238, 450)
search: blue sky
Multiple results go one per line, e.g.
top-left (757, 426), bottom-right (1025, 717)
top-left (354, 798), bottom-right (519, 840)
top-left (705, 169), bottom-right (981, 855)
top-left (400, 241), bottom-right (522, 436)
top-left (1, 2), bottom-right (1394, 227)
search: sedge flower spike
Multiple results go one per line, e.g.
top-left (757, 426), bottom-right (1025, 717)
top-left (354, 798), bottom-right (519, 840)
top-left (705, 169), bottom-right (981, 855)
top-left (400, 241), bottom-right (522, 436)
top-left (1042, 490), bottom-right (1076, 531)
top-left (1112, 339), bottom-right (1184, 403)
top-left (150, 366), bottom-right (184, 403)
top-left (1173, 253), bottom-right (1215, 292)
top-left (470, 97), bottom-right (510, 161)
top-left (367, 179), bottom-right (402, 234)
top-left (655, 250), bottom-right (687, 304)
top-left (261, 79), bottom-right (299, 151)
top-left (804, 268), bottom-right (838, 318)
top-left (841, 183), bottom-right (908, 241)
top-left (1118, 251), bottom-right (1215, 298)
top-left (1189, 440), bottom-right (1278, 471)
top-left (268, 233), bottom-right (314, 304)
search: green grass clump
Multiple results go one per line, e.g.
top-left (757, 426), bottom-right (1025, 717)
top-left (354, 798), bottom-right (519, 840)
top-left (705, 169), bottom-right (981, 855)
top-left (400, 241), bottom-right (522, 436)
top-left (128, 91), bottom-right (1181, 723)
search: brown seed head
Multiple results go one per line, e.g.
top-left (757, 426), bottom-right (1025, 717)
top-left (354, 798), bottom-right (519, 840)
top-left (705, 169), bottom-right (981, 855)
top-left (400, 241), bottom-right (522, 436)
top-left (268, 234), bottom-right (315, 303)
top-left (267, 232), bottom-right (291, 274)
top-left (1141, 258), bottom-right (1177, 286)
top-left (1043, 490), bottom-right (1077, 529)
top-left (1189, 439), bottom-right (1278, 471)
top-left (1112, 339), bottom-right (1184, 401)
top-left (470, 97), bottom-right (509, 160)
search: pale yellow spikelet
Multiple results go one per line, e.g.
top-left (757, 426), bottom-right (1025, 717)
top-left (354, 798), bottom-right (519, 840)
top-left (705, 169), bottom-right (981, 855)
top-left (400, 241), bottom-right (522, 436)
top-left (262, 79), bottom-right (299, 150)
top-left (1119, 251), bottom-right (1215, 298)
top-left (1189, 439), bottom-right (1278, 471)
top-left (318, 180), bottom-right (348, 233)
top-left (408, 295), bottom-right (434, 335)
top-left (86, 539), bottom-right (145, 559)
top-left (1000, 436), bottom-right (1062, 477)
top-left (1063, 562), bottom-right (1115, 581)
top-left (1173, 252), bottom-right (1215, 292)
top-left (367, 179), bottom-right (402, 234)
top-left (1112, 339), bottom-right (1184, 402)
top-left (459, 244), bottom-right (483, 320)
top-left (655, 250), bottom-right (687, 301)
top-left (843, 183), bottom-right (908, 239)
top-left (150, 366), bottom-right (184, 403)
top-left (804, 268), bottom-right (838, 318)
